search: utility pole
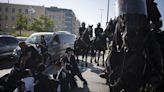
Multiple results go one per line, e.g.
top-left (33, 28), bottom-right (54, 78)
top-left (106, 0), bottom-right (110, 25)
top-left (8, 0), bottom-right (9, 3)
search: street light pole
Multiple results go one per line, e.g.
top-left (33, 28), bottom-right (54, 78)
top-left (28, 6), bottom-right (35, 22)
top-left (100, 9), bottom-right (103, 25)
top-left (106, 0), bottom-right (110, 25)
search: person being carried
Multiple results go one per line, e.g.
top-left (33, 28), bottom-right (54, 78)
top-left (34, 63), bottom-right (51, 92)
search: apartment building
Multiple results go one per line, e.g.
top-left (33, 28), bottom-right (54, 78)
top-left (0, 3), bottom-right (45, 31)
top-left (0, 3), bottom-right (80, 34)
top-left (46, 7), bottom-right (79, 34)
top-left (45, 7), bottom-right (65, 32)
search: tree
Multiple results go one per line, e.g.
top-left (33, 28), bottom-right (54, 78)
top-left (16, 13), bottom-right (28, 36)
top-left (30, 15), bottom-right (54, 32)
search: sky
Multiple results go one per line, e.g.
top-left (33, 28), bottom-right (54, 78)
top-left (0, 0), bottom-right (164, 29)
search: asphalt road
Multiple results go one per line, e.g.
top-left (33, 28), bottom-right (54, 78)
top-left (71, 61), bottom-right (110, 92)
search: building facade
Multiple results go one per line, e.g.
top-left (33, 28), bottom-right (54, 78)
top-left (0, 3), bottom-right (45, 31)
top-left (46, 7), bottom-right (79, 34)
top-left (0, 3), bottom-right (80, 34)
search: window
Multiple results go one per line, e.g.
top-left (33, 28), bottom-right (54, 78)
top-left (5, 16), bottom-right (8, 20)
top-left (5, 37), bottom-right (18, 45)
top-left (59, 34), bottom-right (75, 44)
top-left (0, 37), bottom-right (18, 46)
top-left (12, 8), bottom-right (15, 13)
top-left (25, 9), bottom-right (28, 14)
top-left (11, 16), bottom-right (15, 21)
top-left (5, 8), bottom-right (8, 12)
top-left (0, 7), bottom-right (2, 12)
top-left (0, 38), bottom-right (7, 47)
top-left (52, 35), bottom-right (60, 45)
top-left (26, 34), bottom-right (53, 44)
top-left (26, 35), bottom-right (40, 44)
top-left (18, 9), bottom-right (22, 13)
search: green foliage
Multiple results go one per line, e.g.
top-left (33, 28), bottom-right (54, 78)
top-left (15, 13), bottom-right (29, 36)
top-left (16, 13), bottom-right (28, 30)
top-left (30, 15), bottom-right (54, 32)
top-left (15, 14), bottom-right (54, 34)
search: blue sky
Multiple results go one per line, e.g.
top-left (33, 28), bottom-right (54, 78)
top-left (0, 0), bottom-right (163, 29)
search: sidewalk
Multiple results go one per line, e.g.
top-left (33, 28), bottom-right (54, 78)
top-left (71, 63), bottom-right (109, 92)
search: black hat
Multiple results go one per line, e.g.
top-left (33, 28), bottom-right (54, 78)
top-left (65, 48), bottom-right (74, 53)
top-left (37, 63), bottom-right (45, 72)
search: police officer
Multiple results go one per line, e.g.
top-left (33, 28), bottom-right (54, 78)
top-left (146, 0), bottom-right (162, 31)
top-left (95, 23), bottom-right (103, 38)
top-left (79, 22), bottom-right (86, 37)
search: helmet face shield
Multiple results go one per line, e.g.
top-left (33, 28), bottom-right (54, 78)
top-left (82, 22), bottom-right (85, 27)
top-left (115, 0), bottom-right (147, 17)
top-left (114, 0), bottom-right (148, 51)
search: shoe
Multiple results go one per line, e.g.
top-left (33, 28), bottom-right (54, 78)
top-left (99, 73), bottom-right (106, 79)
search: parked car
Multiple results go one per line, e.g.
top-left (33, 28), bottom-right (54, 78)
top-left (16, 36), bottom-right (28, 42)
top-left (13, 31), bottom-right (76, 62)
top-left (0, 35), bottom-right (19, 59)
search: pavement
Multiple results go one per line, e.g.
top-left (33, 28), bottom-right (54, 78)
top-left (73, 50), bottom-right (110, 92)
top-left (71, 62), bottom-right (110, 92)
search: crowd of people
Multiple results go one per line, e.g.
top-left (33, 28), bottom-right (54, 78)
top-left (0, 44), bottom-right (88, 92)
top-left (0, 28), bottom-right (90, 92)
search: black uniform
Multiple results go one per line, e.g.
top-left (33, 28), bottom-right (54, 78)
top-left (63, 55), bottom-right (87, 84)
top-left (79, 27), bottom-right (86, 37)
top-left (95, 27), bottom-right (103, 38)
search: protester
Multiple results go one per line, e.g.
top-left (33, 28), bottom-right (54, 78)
top-left (53, 61), bottom-right (69, 92)
top-left (7, 63), bottom-right (23, 91)
top-left (13, 80), bottom-right (26, 92)
top-left (21, 69), bottom-right (34, 92)
top-left (18, 42), bottom-right (41, 73)
top-left (63, 48), bottom-right (87, 85)
top-left (34, 63), bottom-right (51, 92)
top-left (0, 77), bottom-right (8, 92)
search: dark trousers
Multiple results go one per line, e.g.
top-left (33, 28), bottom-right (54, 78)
top-left (72, 69), bottom-right (86, 83)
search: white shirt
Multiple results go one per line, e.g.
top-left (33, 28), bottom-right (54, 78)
top-left (22, 77), bottom-right (34, 92)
